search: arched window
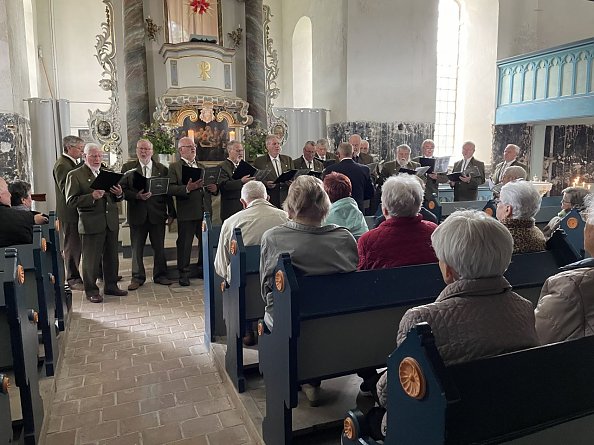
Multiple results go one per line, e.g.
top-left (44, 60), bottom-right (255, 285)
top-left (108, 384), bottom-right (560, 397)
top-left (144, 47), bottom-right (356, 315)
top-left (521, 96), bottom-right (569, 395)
top-left (292, 16), bottom-right (313, 108)
top-left (434, 0), bottom-right (461, 156)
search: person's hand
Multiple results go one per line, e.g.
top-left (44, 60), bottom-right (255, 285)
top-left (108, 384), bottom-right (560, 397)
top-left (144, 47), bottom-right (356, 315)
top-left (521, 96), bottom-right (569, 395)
top-left (448, 181), bottom-right (455, 188)
top-left (136, 190), bottom-right (152, 200)
top-left (460, 175), bottom-right (471, 183)
top-left (428, 173), bottom-right (438, 180)
top-left (186, 178), bottom-right (204, 192)
top-left (110, 184), bottom-right (123, 196)
top-left (206, 183), bottom-right (218, 193)
top-left (92, 189), bottom-right (105, 200)
top-left (241, 175), bottom-right (254, 184)
top-left (166, 216), bottom-right (175, 226)
top-left (265, 181), bottom-right (277, 189)
top-left (34, 214), bottom-right (48, 225)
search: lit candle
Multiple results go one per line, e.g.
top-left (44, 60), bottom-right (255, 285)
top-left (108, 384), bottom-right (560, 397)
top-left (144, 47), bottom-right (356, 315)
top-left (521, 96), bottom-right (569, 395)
top-left (229, 130), bottom-right (236, 141)
top-left (188, 129), bottom-right (195, 140)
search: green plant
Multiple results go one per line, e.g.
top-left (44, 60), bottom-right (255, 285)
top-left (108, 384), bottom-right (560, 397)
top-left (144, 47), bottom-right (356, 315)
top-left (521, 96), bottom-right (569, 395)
top-left (141, 122), bottom-right (177, 155)
top-left (243, 124), bottom-right (268, 159)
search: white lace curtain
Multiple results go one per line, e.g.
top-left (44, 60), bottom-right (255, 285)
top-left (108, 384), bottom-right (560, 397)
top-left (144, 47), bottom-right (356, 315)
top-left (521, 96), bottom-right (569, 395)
top-left (165, 0), bottom-right (219, 44)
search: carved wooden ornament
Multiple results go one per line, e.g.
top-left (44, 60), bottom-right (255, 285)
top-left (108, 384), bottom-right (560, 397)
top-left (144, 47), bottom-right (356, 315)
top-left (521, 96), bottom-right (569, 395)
top-left (428, 200), bottom-right (436, 210)
top-left (257, 321), bottom-right (265, 336)
top-left (566, 217), bottom-right (579, 229)
top-left (41, 238), bottom-right (47, 252)
top-left (399, 357), bottom-right (426, 399)
top-left (484, 207), bottom-right (493, 216)
top-left (17, 265), bottom-right (25, 284)
top-left (230, 239), bottom-right (238, 256)
top-left (0, 375), bottom-right (9, 394)
top-left (220, 281), bottom-right (225, 293)
top-left (343, 417), bottom-right (356, 440)
top-left (275, 270), bottom-right (285, 292)
top-left (55, 218), bottom-right (61, 232)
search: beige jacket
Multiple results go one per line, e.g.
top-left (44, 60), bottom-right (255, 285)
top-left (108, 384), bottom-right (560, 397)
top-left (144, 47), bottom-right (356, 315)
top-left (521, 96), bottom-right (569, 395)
top-left (535, 259), bottom-right (594, 345)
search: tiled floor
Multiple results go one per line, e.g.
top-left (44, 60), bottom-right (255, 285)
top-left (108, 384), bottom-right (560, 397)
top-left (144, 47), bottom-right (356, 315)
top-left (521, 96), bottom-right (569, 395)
top-left (43, 261), bottom-right (256, 445)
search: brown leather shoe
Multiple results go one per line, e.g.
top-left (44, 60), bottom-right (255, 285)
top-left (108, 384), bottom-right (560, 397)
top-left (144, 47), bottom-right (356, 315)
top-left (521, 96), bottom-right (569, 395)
top-left (127, 281), bottom-right (142, 291)
top-left (104, 288), bottom-right (128, 297)
top-left (86, 293), bottom-right (103, 303)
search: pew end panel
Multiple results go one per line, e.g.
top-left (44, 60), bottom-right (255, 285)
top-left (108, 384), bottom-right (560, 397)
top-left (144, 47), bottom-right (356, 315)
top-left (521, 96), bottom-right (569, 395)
top-left (46, 211), bottom-right (70, 331)
top-left (259, 254), bottom-right (445, 445)
top-left (0, 373), bottom-right (12, 444)
top-left (559, 208), bottom-right (585, 259)
top-left (202, 212), bottom-right (226, 347)
top-left (224, 228), bottom-right (263, 393)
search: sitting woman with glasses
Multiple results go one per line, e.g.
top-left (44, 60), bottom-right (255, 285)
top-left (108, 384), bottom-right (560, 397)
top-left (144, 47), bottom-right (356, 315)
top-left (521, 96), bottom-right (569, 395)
top-left (496, 180), bottom-right (546, 253)
top-left (542, 186), bottom-right (590, 239)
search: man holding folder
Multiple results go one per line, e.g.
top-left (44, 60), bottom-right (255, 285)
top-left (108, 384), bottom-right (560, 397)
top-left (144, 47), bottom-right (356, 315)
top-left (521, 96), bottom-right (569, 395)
top-left (253, 134), bottom-right (294, 208)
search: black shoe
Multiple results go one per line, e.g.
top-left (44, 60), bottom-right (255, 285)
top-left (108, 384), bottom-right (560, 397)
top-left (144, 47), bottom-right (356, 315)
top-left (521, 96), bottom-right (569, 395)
top-left (154, 277), bottom-right (174, 285)
top-left (86, 293), bottom-right (103, 303)
top-left (127, 281), bottom-right (143, 291)
top-left (179, 277), bottom-right (190, 286)
top-left (104, 288), bottom-right (128, 296)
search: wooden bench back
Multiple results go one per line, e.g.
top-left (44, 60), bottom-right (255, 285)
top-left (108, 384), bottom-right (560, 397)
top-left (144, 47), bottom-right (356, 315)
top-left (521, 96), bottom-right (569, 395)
top-left (201, 212), bottom-right (225, 345)
top-left (559, 208), bottom-right (586, 258)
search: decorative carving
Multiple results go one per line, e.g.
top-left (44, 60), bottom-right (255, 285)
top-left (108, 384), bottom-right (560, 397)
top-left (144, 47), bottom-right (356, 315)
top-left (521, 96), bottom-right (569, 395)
top-left (399, 357), bottom-right (426, 400)
top-left (343, 417), bottom-right (356, 440)
top-left (88, 0), bottom-right (122, 171)
top-left (17, 265), bottom-right (25, 284)
top-left (199, 61), bottom-right (211, 81)
top-left (145, 17), bottom-right (162, 42)
top-left (41, 238), bottom-right (47, 252)
top-left (263, 5), bottom-right (288, 144)
top-left (227, 26), bottom-right (242, 49)
top-left (199, 102), bottom-right (215, 123)
top-left (230, 239), bottom-right (238, 256)
top-left (154, 95), bottom-right (253, 127)
top-left (274, 270), bottom-right (285, 292)
top-left (566, 217), bottom-right (579, 229)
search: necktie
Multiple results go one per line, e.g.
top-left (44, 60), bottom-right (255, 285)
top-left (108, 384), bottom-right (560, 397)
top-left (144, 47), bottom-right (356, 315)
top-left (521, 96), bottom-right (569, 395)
top-left (143, 165), bottom-right (149, 178)
top-left (462, 160), bottom-right (468, 172)
top-left (274, 158), bottom-right (281, 176)
top-left (498, 162), bottom-right (506, 182)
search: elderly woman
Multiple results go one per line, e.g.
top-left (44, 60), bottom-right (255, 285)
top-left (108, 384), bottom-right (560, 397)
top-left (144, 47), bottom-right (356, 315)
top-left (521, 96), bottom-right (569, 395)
top-left (323, 172), bottom-right (368, 238)
top-left (9, 180), bottom-right (33, 211)
top-left (371, 210), bottom-right (539, 440)
top-left (497, 180), bottom-right (546, 253)
top-left (535, 195), bottom-right (594, 344)
top-left (358, 175), bottom-right (437, 269)
top-left (542, 186), bottom-right (590, 239)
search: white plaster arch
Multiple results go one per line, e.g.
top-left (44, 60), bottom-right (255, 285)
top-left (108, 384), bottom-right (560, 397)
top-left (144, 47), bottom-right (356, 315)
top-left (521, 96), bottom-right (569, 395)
top-left (291, 16), bottom-right (313, 108)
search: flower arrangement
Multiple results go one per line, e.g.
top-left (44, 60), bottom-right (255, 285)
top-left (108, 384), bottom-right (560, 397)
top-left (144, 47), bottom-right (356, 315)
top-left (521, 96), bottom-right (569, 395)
top-left (243, 124), bottom-right (268, 160)
top-left (141, 122), bottom-right (177, 155)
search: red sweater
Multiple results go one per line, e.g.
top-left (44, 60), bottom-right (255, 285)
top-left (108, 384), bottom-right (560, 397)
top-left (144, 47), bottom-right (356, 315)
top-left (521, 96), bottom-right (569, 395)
top-left (357, 215), bottom-right (438, 270)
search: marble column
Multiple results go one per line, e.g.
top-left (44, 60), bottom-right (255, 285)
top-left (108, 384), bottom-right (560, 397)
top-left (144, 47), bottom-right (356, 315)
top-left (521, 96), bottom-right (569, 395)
top-left (123, 0), bottom-right (150, 156)
top-left (245, 0), bottom-right (267, 129)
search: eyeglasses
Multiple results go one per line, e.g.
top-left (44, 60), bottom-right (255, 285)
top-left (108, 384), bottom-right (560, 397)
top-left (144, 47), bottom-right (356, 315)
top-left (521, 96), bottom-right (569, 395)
top-left (180, 145), bottom-right (196, 149)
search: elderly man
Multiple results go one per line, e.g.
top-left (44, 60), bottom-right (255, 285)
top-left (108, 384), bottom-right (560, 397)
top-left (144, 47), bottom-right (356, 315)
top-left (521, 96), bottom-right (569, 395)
top-left (492, 144), bottom-right (527, 185)
top-left (168, 137), bottom-right (214, 286)
top-left (413, 139), bottom-right (448, 201)
top-left (293, 140), bottom-right (324, 171)
top-left (9, 180), bottom-right (33, 210)
top-left (65, 143), bottom-right (126, 303)
top-left (121, 139), bottom-right (175, 290)
top-left (450, 141), bottom-right (485, 201)
top-left (214, 181), bottom-right (287, 284)
top-left (323, 142), bottom-right (375, 213)
top-left (216, 140), bottom-right (254, 221)
top-left (497, 180), bottom-right (546, 253)
top-left (358, 140), bottom-right (374, 165)
top-left (379, 144), bottom-right (420, 185)
top-left (0, 177), bottom-right (47, 248)
top-left (349, 134), bottom-right (364, 164)
top-left (53, 135), bottom-right (85, 290)
top-left (315, 138), bottom-right (336, 162)
top-left (492, 165), bottom-right (527, 197)
top-left (253, 134), bottom-right (294, 208)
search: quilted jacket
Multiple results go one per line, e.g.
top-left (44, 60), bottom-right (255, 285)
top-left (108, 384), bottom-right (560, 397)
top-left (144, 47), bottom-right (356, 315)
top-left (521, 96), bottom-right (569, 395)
top-left (535, 258), bottom-right (594, 344)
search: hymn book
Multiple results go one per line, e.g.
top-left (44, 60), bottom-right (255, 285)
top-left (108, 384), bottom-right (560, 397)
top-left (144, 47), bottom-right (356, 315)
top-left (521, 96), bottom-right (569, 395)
top-left (90, 170), bottom-right (123, 191)
top-left (419, 156), bottom-right (450, 174)
top-left (447, 165), bottom-right (481, 182)
top-left (398, 166), bottom-right (431, 177)
top-left (181, 165), bottom-right (203, 185)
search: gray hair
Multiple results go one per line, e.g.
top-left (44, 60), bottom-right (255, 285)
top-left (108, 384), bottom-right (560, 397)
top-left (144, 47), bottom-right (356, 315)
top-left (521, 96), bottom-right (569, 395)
top-left (316, 138), bottom-right (329, 148)
top-left (338, 142), bottom-right (353, 157)
top-left (585, 193), bottom-right (594, 225)
top-left (283, 175), bottom-right (330, 222)
top-left (396, 144), bottom-right (411, 154)
top-left (432, 210), bottom-right (513, 279)
top-left (505, 144), bottom-right (520, 155)
top-left (265, 134), bottom-right (279, 145)
top-left (63, 135), bottom-right (84, 152)
top-left (84, 143), bottom-right (101, 154)
top-left (562, 186), bottom-right (590, 209)
top-left (136, 138), bottom-right (153, 149)
top-left (502, 166), bottom-right (527, 182)
top-left (381, 175), bottom-right (423, 217)
top-left (227, 140), bottom-right (242, 152)
top-left (500, 180), bottom-right (542, 219)
top-left (240, 180), bottom-right (267, 202)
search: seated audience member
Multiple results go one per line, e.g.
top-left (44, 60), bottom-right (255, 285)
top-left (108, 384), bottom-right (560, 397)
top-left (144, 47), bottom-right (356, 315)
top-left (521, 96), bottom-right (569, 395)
top-left (260, 175), bottom-right (358, 406)
top-left (358, 175), bottom-right (437, 270)
top-left (9, 180), bottom-right (33, 210)
top-left (371, 210), bottom-right (539, 440)
top-left (323, 172), bottom-right (368, 238)
top-left (542, 186), bottom-right (590, 239)
top-left (214, 180), bottom-right (288, 284)
top-left (535, 195), bottom-right (594, 344)
top-left (0, 176), bottom-right (47, 248)
top-left (492, 165), bottom-right (527, 197)
top-left (497, 180), bottom-right (546, 253)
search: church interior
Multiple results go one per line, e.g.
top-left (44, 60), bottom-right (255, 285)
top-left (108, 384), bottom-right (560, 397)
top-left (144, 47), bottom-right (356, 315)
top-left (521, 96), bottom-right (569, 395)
top-left (1, 0), bottom-right (594, 444)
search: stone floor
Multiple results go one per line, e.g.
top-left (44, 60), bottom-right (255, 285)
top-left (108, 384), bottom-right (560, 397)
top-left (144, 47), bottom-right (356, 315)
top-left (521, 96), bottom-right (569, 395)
top-left (42, 260), bottom-right (257, 445)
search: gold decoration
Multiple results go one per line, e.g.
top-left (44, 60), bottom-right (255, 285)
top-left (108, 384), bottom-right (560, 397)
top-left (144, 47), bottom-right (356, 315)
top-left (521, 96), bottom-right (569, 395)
top-left (199, 61), bottom-right (211, 81)
top-left (257, 321), bottom-right (264, 336)
top-left (230, 240), bottom-right (238, 256)
top-left (41, 238), bottom-right (47, 252)
top-left (0, 375), bottom-right (9, 394)
top-left (220, 281), bottom-right (226, 293)
top-left (566, 217), bottom-right (579, 229)
top-left (399, 357), bottom-right (426, 400)
top-left (201, 221), bottom-right (207, 232)
top-left (275, 270), bottom-right (285, 292)
top-left (484, 207), bottom-right (493, 217)
top-left (343, 417), bottom-right (356, 440)
top-left (199, 102), bottom-right (215, 123)
top-left (28, 310), bottom-right (39, 324)
top-left (173, 107), bottom-right (199, 128)
top-left (55, 218), bottom-right (60, 232)
top-left (428, 200), bottom-right (436, 210)
top-left (17, 265), bottom-right (25, 284)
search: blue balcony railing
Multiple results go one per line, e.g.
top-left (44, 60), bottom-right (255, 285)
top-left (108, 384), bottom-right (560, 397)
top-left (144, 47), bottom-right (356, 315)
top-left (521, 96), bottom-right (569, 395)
top-left (495, 38), bottom-right (594, 124)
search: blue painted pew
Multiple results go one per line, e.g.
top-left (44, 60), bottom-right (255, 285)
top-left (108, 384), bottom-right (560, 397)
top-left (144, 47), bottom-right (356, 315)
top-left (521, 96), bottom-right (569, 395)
top-left (535, 195), bottom-right (562, 224)
top-left (201, 212), bottom-right (225, 346)
top-left (1, 248), bottom-right (45, 445)
top-left (558, 208), bottom-right (586, 258)
top-left (1, 227), bottom-right (59, 376)
top-left (257, 254), bottom-right (445, 445)
top-left (223, 228), bottom-right (262, 393)
top-left (0, 373), bottom-right (11, 444)
top-left (342, 323), bottom-right (594, 445)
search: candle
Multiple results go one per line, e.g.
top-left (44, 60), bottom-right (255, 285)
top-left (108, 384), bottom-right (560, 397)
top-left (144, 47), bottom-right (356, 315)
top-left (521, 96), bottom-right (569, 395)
top-left (187, 129), bottom-right (195, 140)
top-left (229, 130), bottom-right (236, 141)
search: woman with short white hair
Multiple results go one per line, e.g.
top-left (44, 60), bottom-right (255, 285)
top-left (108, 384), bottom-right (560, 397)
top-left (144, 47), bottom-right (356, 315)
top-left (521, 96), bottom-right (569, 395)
top-left (372, 210), bottom-right (539, 440)
top-left (497, 180), bottom-right (546, 253)
top-left (358, 175), bottom-right (437, 269)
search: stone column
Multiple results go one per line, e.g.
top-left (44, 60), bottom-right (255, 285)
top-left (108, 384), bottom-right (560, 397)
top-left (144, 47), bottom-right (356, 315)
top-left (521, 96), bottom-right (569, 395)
top-left (244, 0), bottom-right (267, 129)
top-left (123, 0), bottom-right (150, 156)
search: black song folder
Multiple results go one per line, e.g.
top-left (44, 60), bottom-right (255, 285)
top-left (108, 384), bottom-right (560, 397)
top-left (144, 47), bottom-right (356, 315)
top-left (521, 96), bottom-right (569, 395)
top-left (90, 170), bottom-right (123, 190)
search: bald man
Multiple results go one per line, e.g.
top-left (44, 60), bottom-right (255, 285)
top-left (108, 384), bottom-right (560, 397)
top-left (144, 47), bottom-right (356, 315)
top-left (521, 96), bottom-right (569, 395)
top-left (491, 144), bottom-right (527, 185)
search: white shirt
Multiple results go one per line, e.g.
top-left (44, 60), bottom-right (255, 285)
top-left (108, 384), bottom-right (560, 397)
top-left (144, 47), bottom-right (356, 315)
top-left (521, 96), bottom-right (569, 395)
top-left (140, 160), bottom-right (153, 178)
top-left (269, 155), bottom-right (282, 176)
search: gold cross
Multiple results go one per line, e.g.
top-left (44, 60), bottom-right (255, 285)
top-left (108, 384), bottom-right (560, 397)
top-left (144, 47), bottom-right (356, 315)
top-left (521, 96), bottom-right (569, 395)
top-left (199, 61), bottom-right (211, 81)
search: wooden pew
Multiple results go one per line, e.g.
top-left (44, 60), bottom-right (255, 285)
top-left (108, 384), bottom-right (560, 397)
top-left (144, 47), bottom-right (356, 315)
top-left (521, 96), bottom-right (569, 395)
top-left (1, 227), bottom-right (59, 376)
top-left (223, 228), bottom-right (263, 393)
top-left (201, 212), bottom-right (226, 346)
top-left (342, 323), bottom-right (594, 445)
top-left (425, 196), bottom-right (442, 222)
top-left (1, 248), bottom-right (45, 445)
top-left (535, 195), bottom-right (561, 225)
top-left (559, 208), bottom-right (586, 258)
top-left (0, 373), bottom-right (11, 444)
top-left (439, 200), bottom-right (487, 221)
top-left (257, 254), bottom-right (445, 445)
top-left (43, 211), bottom-right (70, 331)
